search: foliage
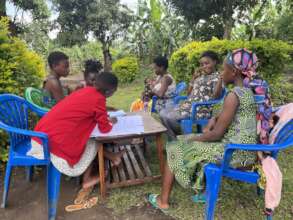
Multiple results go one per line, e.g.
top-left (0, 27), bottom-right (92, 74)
top-left (270, 76), bottom-right (293, 106)
top-left (0, 17), bottom-right (45, 162)
top-left (169, 38), bottom-right (293, 83)
top-left (232, 0), bottom-right (293, 42)
top-left (52, 0), bottom-right (133, 70)
top-left (112, 56), bottom-right (139, 83)
top-left (167, 0), bottom-right (258, 39)
top-left (0, 0), bottom-right (49, 35)
top-left (125, 0), bottom-right (192, 62)
top-left (275, 1), bottom-right (293, 43)
top-left (20, 19), bottom-right (50, 56)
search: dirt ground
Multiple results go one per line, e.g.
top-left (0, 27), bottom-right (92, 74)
top-left (0, 167), bottom-right (173, 220)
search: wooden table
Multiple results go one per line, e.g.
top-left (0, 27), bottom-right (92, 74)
top-left (94, 112), bottom-right (167, 199)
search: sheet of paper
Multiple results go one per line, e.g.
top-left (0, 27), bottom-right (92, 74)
top-left (91, 115), bottom-right (144, 137)
top-left (108, 110), bottom-right (126, 118)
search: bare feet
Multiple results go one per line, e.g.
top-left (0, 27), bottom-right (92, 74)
top-left (105, 149), bottom-right (127, 167)
top-left (157, 195), bottom-right (169, 209)
top-left (82, 175), bottom-right (100, 189)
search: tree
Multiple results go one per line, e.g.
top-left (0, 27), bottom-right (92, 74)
top-left (52, 0), bottom-right (133, 71)
top-left (0, 0), bottom-right (49, 34)
top-left (167, 0), bottom-right (258, 39)
top-left (125, 0), bottom-right (192, 62)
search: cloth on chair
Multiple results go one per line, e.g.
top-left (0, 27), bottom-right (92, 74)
top-left (269, 103), bottom-right (293, 144)
top-left (261, 156), bottom-right (282, 210)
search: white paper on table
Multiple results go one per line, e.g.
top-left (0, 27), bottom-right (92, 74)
top-left (108, 110), bottom-right (126, 118)
top-left (90, 115), bottom-right (144, 137)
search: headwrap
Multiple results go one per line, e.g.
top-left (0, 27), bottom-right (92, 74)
top-left (227, 48), bottom-right (273, 144)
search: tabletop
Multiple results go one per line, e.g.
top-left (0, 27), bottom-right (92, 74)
top-left (94, 112), bottom-right (167, 142)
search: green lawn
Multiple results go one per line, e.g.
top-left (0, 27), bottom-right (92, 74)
top-left (105, 82), bottom-right (293, 220)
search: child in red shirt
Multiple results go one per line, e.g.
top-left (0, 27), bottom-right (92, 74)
top-left (30, 72), bottom-right (124, 196)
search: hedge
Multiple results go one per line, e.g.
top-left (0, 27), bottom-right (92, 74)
top-left (112, 56), bottom-right (139, 83)
top-left (0, 17), bottom-right (45, 162)
top-left (169, 38), bottom-right (293, 84)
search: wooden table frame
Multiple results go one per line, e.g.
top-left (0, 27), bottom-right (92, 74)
top-left (95, 112), bottom-right (166, 199)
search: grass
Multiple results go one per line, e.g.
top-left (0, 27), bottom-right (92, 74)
top-left (105, 81), bottom-right (293, 220)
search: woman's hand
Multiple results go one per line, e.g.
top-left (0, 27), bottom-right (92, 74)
top-left (190, 92), bottom-right (239, 142)
top-left (203, 117), bottom-right (216, 133)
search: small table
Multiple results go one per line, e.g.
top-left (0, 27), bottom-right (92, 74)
top-left (94, 112), bottom-right (167, 199)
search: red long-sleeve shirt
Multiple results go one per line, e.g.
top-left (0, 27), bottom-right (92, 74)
top-left (33, 87), bottom-right (112, 166)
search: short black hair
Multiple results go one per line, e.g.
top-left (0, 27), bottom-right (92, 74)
top-left (200, 51), bottom-right (219, 64)
top-left (48, 51), bottom-right (69, 68)
top-left (84, 59), bottom-right (103, 77)
top-left (96, 72), bottom-right (118, 88)
top-left (154, 56), bottom-right (168, 70)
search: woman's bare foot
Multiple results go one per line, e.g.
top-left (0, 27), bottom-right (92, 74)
top-left (157, 195), bottom-right (169, 209)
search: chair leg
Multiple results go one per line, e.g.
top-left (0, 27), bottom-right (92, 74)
top-left (47, 163), bottom-right (61, 220)
top-left (205, 164), bottom-right (222, 220)
top-left (257, 186), bottom-right (264, 196)
top-left (26, 166), bottom-right (34, 182)
top-left (1, 164), bottom-right (13, 208)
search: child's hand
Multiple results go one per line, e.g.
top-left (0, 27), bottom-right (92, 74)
top-left (109, 117), bottom-right (118, 124)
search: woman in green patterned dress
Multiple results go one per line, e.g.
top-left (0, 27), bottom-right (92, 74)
top-left (148, 49), bottom-right (259, 211)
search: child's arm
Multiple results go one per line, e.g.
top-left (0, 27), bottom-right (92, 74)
top-left (44, 78), bottom-right (65, 102)
top-left (94, 97), bottom-right (113, 133)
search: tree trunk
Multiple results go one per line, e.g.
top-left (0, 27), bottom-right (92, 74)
top-left (102, 42), bottom-right (112, 72)
top-left (223, 17), bottom-right (233, 39)
top-left (0, 0), bottom-right (6, 17)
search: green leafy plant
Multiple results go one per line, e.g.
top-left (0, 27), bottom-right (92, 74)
top-left (170, 38), bottom-right (292, 84)
top-left (0, 17), bottom-right (45, 162)
top-left (112, 56), bottom-right (139, 83)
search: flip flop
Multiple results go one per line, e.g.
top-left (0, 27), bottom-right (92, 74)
top-left (191, 193), bottom-right (206, 203)
top-left (65, 196), bottom-right (98, 212)
top-left (147, 194), bottom-right (168, 214)
top-left (74, 186), bottom-right (94, 205)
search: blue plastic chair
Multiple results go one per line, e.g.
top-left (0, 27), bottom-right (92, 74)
top-left (178, 88), bottom-right (227, 134)
top-left (151, 81), bottom-right (187, 113)
top-left (0, 94), bottom-right (61, 220)
top-left (204, 119), bottom-right (293, 220)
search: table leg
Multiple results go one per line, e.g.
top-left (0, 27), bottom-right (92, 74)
top-left (97, 143), bottom-right (106, 199)
top-left (155, 133), bottom-right (165, 174)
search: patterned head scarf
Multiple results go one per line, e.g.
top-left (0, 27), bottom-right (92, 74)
top-left (226, 48), bottom-right (273, 144)
top-left (226, 48), bottom-right (258, 79)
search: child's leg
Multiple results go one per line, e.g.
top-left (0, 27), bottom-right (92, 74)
top-left (82, 161), bottom-right (100, 189)
top-left (104, 148), bottom-right (126, 166)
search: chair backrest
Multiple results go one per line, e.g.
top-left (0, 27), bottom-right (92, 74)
top-left (0, 94), bottom-right (31, 148)
top-left (175, 82), bottom-right (187, 96)
top-left (25, 87), bottom-right (50, 112)
top-left (274, 119), bottom-right (293, 146)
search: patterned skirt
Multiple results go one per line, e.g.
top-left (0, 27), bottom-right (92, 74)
top-left (166, 134), bottom-right (256, 192)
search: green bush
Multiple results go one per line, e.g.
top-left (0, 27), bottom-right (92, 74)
top-left (170, 38), bottom-right (293, 83)
top-left (0, 17), bottom-right (46, 162)
top-left (112, 56), bottom-right (139, 83)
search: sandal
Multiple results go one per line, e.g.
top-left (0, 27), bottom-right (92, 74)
top-left (74, 187), bottom-right (94, 205)
top-left (65, 196), bottom-right (98, 212)
top-left (147, 194), bottom-right (168, 214)
top-left (191, 193), bottom-right (206, 203)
